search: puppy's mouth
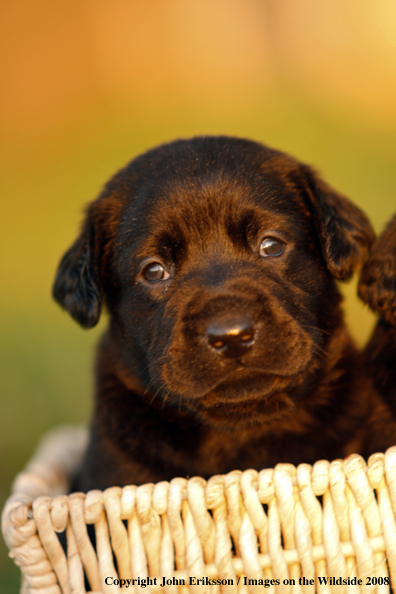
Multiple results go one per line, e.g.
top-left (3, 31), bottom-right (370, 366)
top-left (158, 361), bottom-right (312, 408)
top-left (152, 345), bottom-right (322, 427)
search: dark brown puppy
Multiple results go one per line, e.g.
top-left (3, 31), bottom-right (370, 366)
top-left (54, 136), bottom-right (377, 491)
top-left (359, 214), bottom-right (396, 439)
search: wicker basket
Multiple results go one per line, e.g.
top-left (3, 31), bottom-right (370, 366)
top-left (2, 427), bottom-right (396, 594)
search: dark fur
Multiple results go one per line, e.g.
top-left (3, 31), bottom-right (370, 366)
top-left (53, 136), bottom-right (382, 491)
top-left (359, 214), bottom-right (396, 421)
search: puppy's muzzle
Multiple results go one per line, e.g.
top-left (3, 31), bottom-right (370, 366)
top-left (206, 315), bottom-right (255, 359)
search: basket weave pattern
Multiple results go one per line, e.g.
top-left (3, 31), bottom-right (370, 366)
top-left (2, 427), bottom-right (396, 594)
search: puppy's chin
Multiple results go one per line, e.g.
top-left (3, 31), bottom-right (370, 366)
top-left (196, 390), bottom-right (297, 429)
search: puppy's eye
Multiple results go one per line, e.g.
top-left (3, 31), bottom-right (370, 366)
top-left (143, 263), bottom-right (170, 282)
top-left (259, 237), bottom-right (285, 257)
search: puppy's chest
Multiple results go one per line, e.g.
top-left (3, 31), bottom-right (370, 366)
top-left (131, 415), bottom-right (348, 479)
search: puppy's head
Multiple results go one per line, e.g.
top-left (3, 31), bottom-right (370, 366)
top-left (54, 137), bottom-right (374, 426)
top-left (358, 214), bottom-right (396, 325)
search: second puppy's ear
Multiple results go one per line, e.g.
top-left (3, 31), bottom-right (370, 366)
top-left (358, 214), bottom-right (396, 324)
top-left (53, 216), bottom-right (102, 328)
top-left (301, 166), bottom-right (375, 281)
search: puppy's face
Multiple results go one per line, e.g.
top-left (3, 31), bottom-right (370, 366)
top-left (53, 137), bottom-right (374, 426)
top-left (115, 174), bottom-right (329, 422)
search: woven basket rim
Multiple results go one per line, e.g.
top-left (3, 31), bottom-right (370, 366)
top-left (2, 425), bottom-right (396, 594)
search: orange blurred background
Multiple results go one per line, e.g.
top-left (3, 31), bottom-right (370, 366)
top-left (1, 2), bottom-right (396, 589)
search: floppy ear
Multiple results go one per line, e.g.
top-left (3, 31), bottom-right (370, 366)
top-left (53, 217), bottom-right (102, 328)
top-left (301, 166), bottom-right (375, 281)
top-left (358, 214), bottom-right (396, 324)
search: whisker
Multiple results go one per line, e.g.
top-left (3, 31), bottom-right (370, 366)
top-left (149, 389), bottom-right (159, 405)
top-left (310, 344), bottom-right (329, 362)
top-left (301, 324), bottom-right (331, 337)
top-left (149, 381), bottom-right (168, 406)
top-left (142, 377), bottom-right (157, 398)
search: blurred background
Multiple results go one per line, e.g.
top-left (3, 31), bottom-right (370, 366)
top-left (1, 0), bottom-right (396, 589)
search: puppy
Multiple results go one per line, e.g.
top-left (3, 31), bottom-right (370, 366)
top-left (53, 136), bottom-right (377, 492)
top-left (358, 214), bottom-right (396, 442)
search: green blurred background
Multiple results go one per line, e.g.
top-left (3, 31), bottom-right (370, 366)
top-left (1, 1), bottom-right (396, 590)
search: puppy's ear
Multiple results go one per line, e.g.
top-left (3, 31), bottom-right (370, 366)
top-left (53, 217), bottom-right (102, 328)
top-left (358, 214), bottom-right (396, 324)
top-left (301, 166), bottom-right (375, 281)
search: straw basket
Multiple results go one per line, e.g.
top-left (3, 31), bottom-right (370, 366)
top-left (2, 426), bottom-right (396, 594)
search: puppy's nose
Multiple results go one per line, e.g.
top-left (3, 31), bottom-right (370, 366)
top-left (207, 317), bottom-right (255, 358)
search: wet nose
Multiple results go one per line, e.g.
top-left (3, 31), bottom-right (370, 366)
top-left (206, 316), bottom-right (255, 358)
